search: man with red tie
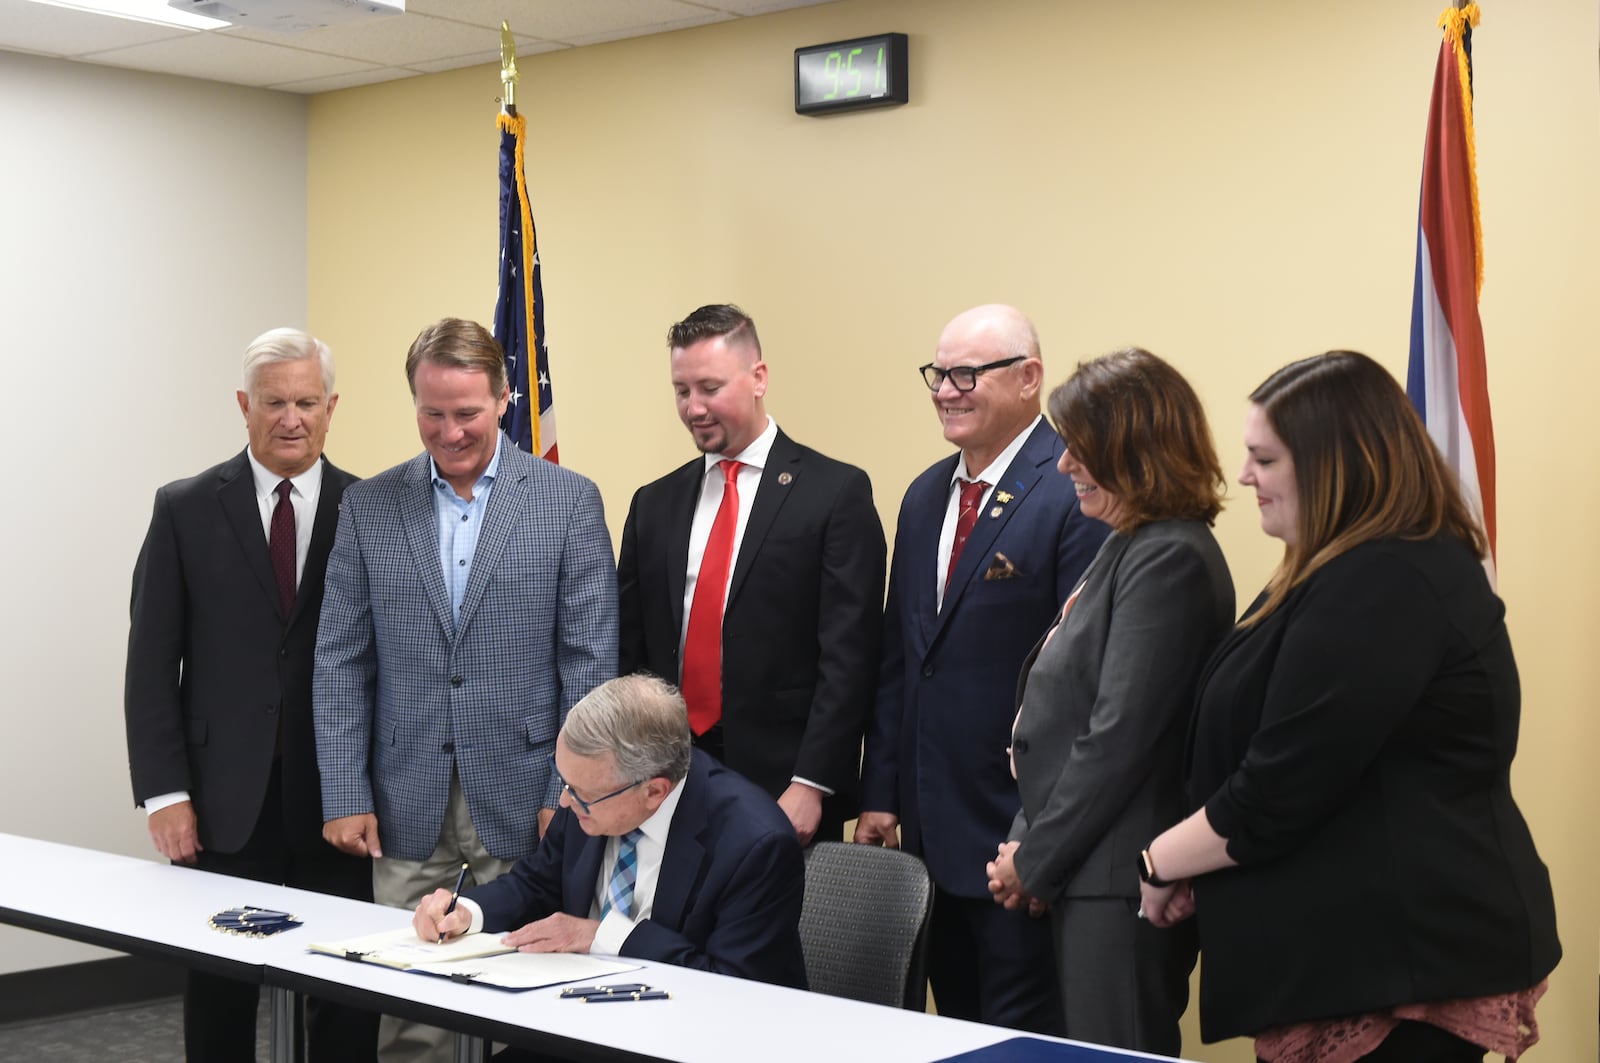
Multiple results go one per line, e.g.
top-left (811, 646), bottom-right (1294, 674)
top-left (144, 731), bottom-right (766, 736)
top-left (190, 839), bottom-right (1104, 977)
top-left (857, 304), bottom-right (1108, 1033)
top-left (617, 304), bottom-right (885, 845)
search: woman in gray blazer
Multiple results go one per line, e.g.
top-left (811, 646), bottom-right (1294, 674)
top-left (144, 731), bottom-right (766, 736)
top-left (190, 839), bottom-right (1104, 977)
top-left (986, 348), bottom-right (1233, 1056)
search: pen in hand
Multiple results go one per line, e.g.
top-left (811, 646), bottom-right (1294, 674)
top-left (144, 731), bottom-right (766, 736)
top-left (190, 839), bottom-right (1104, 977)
top-left (439, 861), bottom-right (469, 944)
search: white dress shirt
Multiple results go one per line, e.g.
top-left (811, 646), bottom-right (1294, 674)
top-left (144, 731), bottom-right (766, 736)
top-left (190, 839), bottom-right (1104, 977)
top-left (248, 450), bottom-right (324, 588)
top-left (935, 415), bottom-right (1042, 610)
top-left (678, 415), bottom-right (778, 649)
top-left (459, 775), bottom-right (687, 956)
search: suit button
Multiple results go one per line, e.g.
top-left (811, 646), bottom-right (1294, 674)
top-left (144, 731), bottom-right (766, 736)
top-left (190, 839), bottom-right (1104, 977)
top-left (1013, 739), bottom-right (1029, 754)
top-left (265, 704), bottom-right (278, 715)
top-left (921, 664), bottom-right (935, 678)
top-left (451, 675), bottom-right (463, 687)
top-left (442, 741), bottom-right (455, 753)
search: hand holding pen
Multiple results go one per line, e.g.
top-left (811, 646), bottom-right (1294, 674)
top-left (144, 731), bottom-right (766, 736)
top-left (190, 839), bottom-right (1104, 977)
top-left (411, 862), bottom-right (472, 944)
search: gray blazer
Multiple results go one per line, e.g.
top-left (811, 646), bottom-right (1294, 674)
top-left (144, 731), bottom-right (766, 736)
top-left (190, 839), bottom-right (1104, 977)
top-left (314, 436), bottom-right (618, 863)
top-left (1009, 519), bottom-right (1233, 901)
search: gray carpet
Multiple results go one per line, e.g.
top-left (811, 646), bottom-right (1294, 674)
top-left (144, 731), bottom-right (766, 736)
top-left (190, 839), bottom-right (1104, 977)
top-left (0, 997), bottom-right (271, 1062)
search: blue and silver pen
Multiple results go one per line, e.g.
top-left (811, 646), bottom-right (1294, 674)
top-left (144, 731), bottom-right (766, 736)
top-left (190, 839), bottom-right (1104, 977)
top-left (584, 990), bottom-right (671, 1003)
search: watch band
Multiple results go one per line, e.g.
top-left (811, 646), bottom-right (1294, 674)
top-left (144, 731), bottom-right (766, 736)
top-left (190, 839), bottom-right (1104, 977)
top-left (1138, 848), bottom-right (1173, 889)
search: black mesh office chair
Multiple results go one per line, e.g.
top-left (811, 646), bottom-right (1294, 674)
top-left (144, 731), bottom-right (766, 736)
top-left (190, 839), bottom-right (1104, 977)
top-left (799, 841), bottom-right (934, 1011)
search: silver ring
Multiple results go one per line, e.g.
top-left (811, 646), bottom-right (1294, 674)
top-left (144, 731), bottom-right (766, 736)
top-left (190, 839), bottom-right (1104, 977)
top-left (1136, 907), bottom-right (1146, 920)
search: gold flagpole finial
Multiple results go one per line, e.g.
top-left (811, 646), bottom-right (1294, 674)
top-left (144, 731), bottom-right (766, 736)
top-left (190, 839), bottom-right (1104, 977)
top-left (500, 21), bottom-right (519, 113)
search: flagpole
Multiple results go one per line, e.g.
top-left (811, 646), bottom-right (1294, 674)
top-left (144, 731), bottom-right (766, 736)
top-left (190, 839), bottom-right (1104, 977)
top-left (500, 21), bottom-right (518, 116)
top-left (493, 21), bottom-right (557, 461)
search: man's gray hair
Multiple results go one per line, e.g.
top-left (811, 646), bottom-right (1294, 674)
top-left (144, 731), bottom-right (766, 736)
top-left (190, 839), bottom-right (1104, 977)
top-left (562, 675), bottom-right (692, 784)
top-left (242, 327), bottom-right (335, 396)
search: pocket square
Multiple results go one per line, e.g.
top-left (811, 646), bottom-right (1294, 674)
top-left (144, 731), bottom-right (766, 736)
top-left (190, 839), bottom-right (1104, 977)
top-left (983, 553), bottom-right (1019, 580)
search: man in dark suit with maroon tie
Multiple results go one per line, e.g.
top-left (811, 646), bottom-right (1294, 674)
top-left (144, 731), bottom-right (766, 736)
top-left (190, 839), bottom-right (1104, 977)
top-left (617, 304), bottom-right (885, 845)
top-left (124, 328), bottom-right (376, 1062)
top-left (858, 304), bottom-right (1108, 1033)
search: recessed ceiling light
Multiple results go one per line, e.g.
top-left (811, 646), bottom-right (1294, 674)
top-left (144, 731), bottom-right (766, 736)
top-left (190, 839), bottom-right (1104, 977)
top-left (24, 0), bottom-right (231, 31)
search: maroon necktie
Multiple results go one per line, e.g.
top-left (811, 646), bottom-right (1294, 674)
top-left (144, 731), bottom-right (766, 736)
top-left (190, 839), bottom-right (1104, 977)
top-left (269, 479), bottom-right (297, 616)
top-left (682, 460), bottom-right (742, 735)
top-left (944, 478), bottom-right (988, 593)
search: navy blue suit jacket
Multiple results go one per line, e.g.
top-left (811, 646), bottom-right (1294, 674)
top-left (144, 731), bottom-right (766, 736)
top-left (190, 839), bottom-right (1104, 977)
top-left (861, 419), bottom-right (1108, 896)
top-left (465, 750), bottom-right (808, 988)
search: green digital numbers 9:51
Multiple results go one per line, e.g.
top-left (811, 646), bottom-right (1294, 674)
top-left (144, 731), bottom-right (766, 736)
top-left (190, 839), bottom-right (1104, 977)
top-left (794, 33), bottom-right (909, 116)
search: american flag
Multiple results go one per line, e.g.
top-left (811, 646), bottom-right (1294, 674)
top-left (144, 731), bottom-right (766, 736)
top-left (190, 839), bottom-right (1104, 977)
top-left (494, 110), bottom-right (557, 463)
top-left (1407, 3), bottom-right (1492, 577)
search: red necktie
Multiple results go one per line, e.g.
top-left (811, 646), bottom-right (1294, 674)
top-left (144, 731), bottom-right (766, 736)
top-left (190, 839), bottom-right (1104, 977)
top-left (682, 460), bottom-right (742, 736)
top-left (269, 479), bottom-right (297, 616)
top-left (944, 478), bottom-right (988, 594)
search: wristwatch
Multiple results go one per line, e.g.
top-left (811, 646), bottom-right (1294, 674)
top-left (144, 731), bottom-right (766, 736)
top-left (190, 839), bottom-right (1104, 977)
top-left (1137, 848), bottom-right (1173, 888)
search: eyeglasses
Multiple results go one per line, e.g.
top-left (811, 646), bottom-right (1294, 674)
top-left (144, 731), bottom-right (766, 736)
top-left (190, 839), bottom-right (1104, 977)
top-left (558, 775), bottom-right (643, 815)
top-left (918, 356), bottom-right (1026, 393)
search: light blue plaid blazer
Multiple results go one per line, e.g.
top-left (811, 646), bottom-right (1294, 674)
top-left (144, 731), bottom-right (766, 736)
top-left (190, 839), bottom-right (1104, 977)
top-left (314, 437), bottom-right (617, 862)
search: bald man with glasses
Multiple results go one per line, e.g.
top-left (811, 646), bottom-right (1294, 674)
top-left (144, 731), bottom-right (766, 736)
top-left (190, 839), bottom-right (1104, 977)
top-left (857, 304), bottom-right (1108, 1034)
top-left (413, 674), bottom-right (806, 992)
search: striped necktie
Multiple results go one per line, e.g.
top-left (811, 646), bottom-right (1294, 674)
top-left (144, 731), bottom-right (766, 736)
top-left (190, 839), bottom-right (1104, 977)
top-left (601, 829), bottom-right (645, 920)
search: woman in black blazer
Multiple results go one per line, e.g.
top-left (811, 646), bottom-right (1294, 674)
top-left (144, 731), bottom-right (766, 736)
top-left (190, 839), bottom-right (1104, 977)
top-left (985, 348), bottom-right (1233, 1056)
top-left (1139, 351), bottom-right (1559, 1063)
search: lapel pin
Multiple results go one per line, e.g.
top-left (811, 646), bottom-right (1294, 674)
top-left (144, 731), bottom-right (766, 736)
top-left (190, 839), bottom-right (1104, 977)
top-left (995, 490), bottom-right (1014, 504)
top-left (777, 472), bottom-right (793, 485)
top-left (989, 506), bottom-right (1004, 519)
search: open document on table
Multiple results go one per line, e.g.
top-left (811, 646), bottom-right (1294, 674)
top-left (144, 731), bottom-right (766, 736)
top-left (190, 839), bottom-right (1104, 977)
top-left (410, 950), bottom-right (641, 991)
top-left (308, 926), bottom-right (514, 969)
top-left (308, 926), bottom-right (640, 990)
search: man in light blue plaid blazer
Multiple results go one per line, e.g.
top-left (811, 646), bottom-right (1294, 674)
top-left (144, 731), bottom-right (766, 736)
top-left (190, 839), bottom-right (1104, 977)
top-left (314, 320), bottom-right (616, 1059)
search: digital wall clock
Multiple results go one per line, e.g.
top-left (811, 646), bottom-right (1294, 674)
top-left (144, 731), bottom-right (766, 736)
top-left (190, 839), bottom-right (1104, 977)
top-left (794, 33), bottom-right (908, 116)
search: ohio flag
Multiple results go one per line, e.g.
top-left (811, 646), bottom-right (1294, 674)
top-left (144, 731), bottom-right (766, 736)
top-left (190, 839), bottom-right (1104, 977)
top-left (494, 110), bottom-right (557, 463)
top-left (1407, 3), bottom-right (1493, 575)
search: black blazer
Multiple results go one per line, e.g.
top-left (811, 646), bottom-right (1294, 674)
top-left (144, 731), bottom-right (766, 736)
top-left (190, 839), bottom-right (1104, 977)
top-left (124, 449), bottom-right (357, 853)
top-left (1185, 535), bottom-right (1560, 1041)
top-left (617, 429), bottom-right (885, 803)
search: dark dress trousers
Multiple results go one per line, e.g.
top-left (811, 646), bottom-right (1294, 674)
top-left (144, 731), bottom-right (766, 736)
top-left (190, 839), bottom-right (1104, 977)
top-left (1186, 535), bottom-right (1560, 1043)
top-left (617, 429), bottom-right (885, 840)
top-left (1009, 520), bottom-right (1233, 1055)
top-left (467, 750), bottom-right (808, 989)
top-left (125, 449), bottom-right (376, 1063)
top-left (860, 418), bottom-right (1108, 1031)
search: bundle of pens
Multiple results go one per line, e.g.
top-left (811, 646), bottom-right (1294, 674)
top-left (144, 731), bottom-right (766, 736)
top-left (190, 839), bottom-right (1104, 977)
top-left (208, 906), bottom-right (303, 937)
top-left (559, 983), bottom-right (670, 1003)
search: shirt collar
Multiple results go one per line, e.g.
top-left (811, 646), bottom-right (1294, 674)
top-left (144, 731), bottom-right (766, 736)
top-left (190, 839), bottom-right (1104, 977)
top-left (635, 769), bottom-right (687, 848)
top-left (246, 449), bottom-right (324, 499)
top-left (951, 415), bottom-right (1042, 487)
top-left (702, 416), bottom-right (777, 476)
top-left (430, 432), bottom-right (504, 494)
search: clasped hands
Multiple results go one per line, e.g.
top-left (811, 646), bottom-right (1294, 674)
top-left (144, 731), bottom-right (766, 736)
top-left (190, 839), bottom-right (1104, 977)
top-left (412, 887), bottom-right (601, 953)
top-left (985, 841), bottom-right (1047, 918)
top-left (986, 842), bottom-right (1198, 926)
top-left (1138, 877), bottom-right (1196, 927)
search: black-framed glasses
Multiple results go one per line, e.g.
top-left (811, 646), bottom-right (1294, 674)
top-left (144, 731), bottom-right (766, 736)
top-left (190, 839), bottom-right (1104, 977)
top-left (918, 356), bottom-right (1026, 393)
top-left (558, 775), bottom-right (643, 815)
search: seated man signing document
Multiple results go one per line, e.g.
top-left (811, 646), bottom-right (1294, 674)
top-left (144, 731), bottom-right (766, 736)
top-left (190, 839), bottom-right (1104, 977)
top-left (413, 675), bottom-right (808, 990)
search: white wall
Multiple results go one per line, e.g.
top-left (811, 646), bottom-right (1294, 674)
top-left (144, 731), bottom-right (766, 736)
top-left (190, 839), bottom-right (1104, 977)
top-left (0, 51), bottom-right (307, 975)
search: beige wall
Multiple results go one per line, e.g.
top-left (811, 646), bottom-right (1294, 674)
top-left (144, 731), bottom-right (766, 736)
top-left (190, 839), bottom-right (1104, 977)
top-left (307, 0), bottom-right (1599, 1057)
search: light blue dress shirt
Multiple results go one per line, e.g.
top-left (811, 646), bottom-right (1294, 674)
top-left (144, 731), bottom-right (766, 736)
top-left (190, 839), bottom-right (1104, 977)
top-left (432, 434), bottom-right (504, 628)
